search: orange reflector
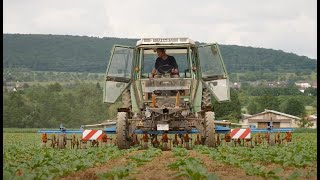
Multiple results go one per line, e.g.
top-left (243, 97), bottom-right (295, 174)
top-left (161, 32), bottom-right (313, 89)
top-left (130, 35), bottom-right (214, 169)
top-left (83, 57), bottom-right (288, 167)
top-left (42, 133), bottom-right (47, 143)
top-left (175, 92), bottom-right (180, 107)
top-left (152, 93), bottom-right (157, 107)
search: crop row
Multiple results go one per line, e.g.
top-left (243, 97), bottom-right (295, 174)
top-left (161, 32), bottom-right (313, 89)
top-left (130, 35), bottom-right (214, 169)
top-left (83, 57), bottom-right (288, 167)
top-left (3, 133), bottom-right (135, 179)
top-left (169, 147), bottom-right (218, 180)
top-left (194, 133), bottom-right (317, 179)
top-left (97, 147), bottom-right (162, 179)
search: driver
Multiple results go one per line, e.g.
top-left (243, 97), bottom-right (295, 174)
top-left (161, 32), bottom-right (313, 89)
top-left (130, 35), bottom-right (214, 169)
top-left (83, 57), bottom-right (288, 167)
top-left (151, 48), bottom-right (179, 78)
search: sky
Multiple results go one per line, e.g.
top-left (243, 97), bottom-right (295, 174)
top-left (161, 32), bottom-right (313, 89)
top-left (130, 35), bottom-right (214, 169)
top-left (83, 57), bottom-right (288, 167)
top-left (3, 0), bottom-right (317, 59)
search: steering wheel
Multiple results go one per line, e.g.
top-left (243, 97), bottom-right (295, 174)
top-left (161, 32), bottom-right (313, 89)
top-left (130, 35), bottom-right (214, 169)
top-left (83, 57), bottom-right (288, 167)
top-left (156, 64), bottom-right (174, 74)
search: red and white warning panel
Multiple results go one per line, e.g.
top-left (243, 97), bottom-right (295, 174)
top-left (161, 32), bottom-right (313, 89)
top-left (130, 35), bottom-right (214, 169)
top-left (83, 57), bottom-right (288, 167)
top-left (230, 128), bottom-right (251, 139)
top-left (82, 130), bottom-right (103, 140)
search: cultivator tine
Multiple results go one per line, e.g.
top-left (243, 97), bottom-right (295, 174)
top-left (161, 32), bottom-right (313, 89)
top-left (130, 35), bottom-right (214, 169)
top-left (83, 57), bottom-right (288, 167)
top-left (81, 139), bottom-right (87, 149)
top-left (71, 133), bottom-right (76, 149)
top-left (216, 134), bottom-right (221, 146)
top-left (179, 134), bottom-right (184, 147)
top-left (276, 131), bottom-right (281, 145)
top-left (256, 132), bottom-right (262, 145)
top-left (76, 138), bottom-right (79, 149)
top-left (91, 140), bottom-right (99, 147)
top-left (101, 132), bottom-right (108, 147)
top-left (194, 134), bottom-right (201, 146)
top-left (51, 134), bottom-right (57, 148)
top-left (237, 139), bottom-right (241, 146)
top-left (173, 134), bottom-right (179, 147)
top-left (152, 135), bottom-right (160, 148)
top-left (264, 132), bottom-right (269, 145)
top-left (224, 133), bottom-right (231, 146)
top-left (284, 131), bottom-right (292, 145)
top-left (142, 133), bottom-right (149, 149)
top-left (245, 138), bottom-right (251, 147)
top-left (162, 133), bottom-right (169, 151)
top-left (41, 133), bottom-right (47, 148)
top-left (184, 133), bottom-right (190, 150)
top-left (135, 134), bottom-right (140, 146)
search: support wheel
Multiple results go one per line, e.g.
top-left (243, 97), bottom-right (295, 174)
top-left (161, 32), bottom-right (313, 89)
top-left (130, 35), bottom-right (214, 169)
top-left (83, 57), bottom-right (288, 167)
top-left (205, 111), bottom-right (216, 147)
top-left (116, 112), bottom-right (131, 149)
top-left (269, 133), bottom-right (276, 146)
top-left (58, 134), bottom-right (66, 149)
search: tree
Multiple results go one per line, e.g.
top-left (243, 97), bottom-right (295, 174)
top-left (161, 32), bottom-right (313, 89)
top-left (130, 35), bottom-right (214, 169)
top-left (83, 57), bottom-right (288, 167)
top-left (255, 95), bottom-right (280, 112)
top-left (296, 117), bottom-right (314, 128)
top-left (281, 97), bottom-right (306, 117)
top-left (304, 87), bottom-right (317, 96)
top-left (247, 101), bottom-right (259, 114)
top-left (48, 82), bottom-right (62, 92)
top-left (22, 83), bottom-right (30, 88)
top-left (212, 89), bottom-right (241, 122)
top-left (96, 82), bottom-right (101, 90)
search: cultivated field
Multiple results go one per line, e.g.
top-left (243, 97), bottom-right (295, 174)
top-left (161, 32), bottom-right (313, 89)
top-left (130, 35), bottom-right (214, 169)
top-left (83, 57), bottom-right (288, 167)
top-left (3, 132), bottom-right (317, 180)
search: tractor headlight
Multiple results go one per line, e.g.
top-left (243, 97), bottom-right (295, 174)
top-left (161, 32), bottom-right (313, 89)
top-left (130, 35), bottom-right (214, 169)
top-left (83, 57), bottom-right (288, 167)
top-left (145, 110), bottom-right (151, 118)
top-left (181, 110), bottom-right (189, 117)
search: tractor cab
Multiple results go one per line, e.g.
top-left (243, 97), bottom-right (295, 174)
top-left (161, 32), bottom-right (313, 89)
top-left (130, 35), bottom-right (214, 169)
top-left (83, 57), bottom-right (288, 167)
top-left (103, 37), bottom-right (231, 149)
top-left (103, 38), bottom-right (230, 110)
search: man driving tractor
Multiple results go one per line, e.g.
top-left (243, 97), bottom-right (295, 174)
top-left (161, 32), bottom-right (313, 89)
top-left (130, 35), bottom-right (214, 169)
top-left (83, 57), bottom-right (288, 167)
top-left (151, 48), bottom-right (179, 78)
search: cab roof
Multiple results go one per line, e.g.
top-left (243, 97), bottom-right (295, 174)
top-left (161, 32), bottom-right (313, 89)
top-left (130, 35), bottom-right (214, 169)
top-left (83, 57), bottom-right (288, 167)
top-left (136, 37), bottom-right (196, 47)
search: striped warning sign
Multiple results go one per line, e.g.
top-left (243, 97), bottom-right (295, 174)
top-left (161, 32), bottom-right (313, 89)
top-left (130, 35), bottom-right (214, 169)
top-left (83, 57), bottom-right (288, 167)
top-left (231, 128), bottom-right (251, 139)
top-left (82, 130), bottom-right (103, 140)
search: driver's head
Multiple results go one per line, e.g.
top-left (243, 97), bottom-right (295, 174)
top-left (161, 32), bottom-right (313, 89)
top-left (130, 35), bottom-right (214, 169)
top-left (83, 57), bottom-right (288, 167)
top-left (156, 48), bottom-right (166, 58)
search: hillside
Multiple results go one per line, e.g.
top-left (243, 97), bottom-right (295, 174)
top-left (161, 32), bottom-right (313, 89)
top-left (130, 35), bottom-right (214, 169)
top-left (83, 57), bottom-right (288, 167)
top-left (3, 34), bottom-right (317, 73)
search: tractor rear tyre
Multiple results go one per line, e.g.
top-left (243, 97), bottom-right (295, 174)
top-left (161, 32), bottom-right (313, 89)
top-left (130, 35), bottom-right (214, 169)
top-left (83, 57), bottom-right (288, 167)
top-left (205, 111), bottom-right (216, 147)
top-left (116, 112), bottom-right (131, 149)
top-left (201, 88), bottom-right (211, 107)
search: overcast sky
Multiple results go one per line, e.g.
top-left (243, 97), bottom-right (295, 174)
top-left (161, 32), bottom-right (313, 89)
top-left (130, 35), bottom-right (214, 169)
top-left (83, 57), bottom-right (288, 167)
top-left (4, 0), bottom-right (317, 59)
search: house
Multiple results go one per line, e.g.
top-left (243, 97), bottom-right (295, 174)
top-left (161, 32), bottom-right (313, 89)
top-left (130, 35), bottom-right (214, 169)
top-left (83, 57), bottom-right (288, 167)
top-left (308, 115), bottom-right (317, 129)
top-left (240, 109), bottom-right (301, 128)
top-left (312, 80), bottom-right (317, 88)
top-left (230, 82), bottom-right (241, 89)
top-left (295, 81), bottom-right (311, 88)
top-left (268, 81), bottom-right (288, 87)
top-left (299, 88), bottom-right (305, 93)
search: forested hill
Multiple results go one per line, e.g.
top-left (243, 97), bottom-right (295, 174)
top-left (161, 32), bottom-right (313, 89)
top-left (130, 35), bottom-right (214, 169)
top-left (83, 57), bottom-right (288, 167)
top-left (3, 34), bottom-right (317, 73)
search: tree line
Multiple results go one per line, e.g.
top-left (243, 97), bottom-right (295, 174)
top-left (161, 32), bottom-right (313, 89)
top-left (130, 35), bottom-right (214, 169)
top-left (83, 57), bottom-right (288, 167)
top-left (3, 34), bottom-right (316, 73)
top-left (3, 82), bottom-right (315, 128)
top-left (3, 82), bottom-right (119, 128)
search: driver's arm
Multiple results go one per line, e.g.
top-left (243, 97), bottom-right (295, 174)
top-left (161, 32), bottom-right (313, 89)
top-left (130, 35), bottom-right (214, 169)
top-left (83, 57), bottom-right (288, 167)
top-left (171, 57), bottom-right (179, 73)
top-left (151, 59), bottom-right (159, 78)
top-left (151, 68), bottom-right (156, 77)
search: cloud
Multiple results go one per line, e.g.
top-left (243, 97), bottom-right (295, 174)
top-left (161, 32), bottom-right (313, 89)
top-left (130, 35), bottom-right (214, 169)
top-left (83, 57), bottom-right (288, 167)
top-left (3, 0), bottom-right (317, 59)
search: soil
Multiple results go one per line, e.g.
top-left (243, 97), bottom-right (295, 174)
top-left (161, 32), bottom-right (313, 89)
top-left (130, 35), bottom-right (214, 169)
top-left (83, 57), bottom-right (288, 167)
top-left (188, 150), bottom-right (264, 180)
top-left (128, 151), bottom-right (181, 180)
top-left (57, 148), bottom-right (317, 180)
top-left (58, 150), bottom-right (143, 180)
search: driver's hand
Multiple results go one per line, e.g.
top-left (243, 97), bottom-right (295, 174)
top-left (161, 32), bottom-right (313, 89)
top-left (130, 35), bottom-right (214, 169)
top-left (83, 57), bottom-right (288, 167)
top-left (149, 73), bottom-right (154, 80)
top-left (171, 68), bottom-right (178, 74)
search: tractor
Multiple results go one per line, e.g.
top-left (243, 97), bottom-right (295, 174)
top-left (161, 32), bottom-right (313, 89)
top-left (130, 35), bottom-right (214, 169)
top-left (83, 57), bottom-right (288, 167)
top-left (103, 38), bottom-right (230, 149)
top-left (38, 38), bottom-right (294, 149)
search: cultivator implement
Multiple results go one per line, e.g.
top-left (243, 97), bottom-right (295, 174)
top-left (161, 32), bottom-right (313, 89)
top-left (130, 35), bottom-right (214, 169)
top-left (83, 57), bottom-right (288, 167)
top-left (39, 124), bottom-right (113, 149)
top-left (38, 123), bottom-right (294, 150)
